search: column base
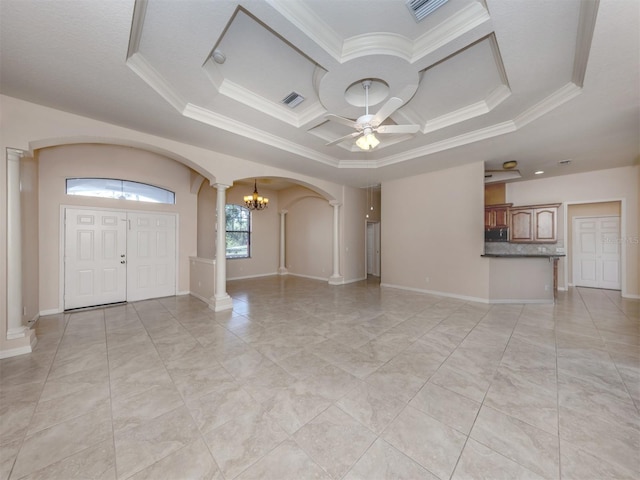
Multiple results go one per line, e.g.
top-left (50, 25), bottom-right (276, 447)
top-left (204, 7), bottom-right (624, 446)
top-left (278, 267), bottom-right (288, 275)
top-left (7, 325), bottom-right (30, 340)
top-left (1, 329), bottom-right (37, 359)
top-left (211, 294), bottom-right (233, 312)
top-left (328, 275), bottom-right (344, 285)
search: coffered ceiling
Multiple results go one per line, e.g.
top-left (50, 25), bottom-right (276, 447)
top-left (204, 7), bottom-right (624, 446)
top-left (1, 0), bottom-right (638, 186)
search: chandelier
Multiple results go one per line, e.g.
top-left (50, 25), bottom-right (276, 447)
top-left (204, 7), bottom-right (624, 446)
top-left (244, 179), bottom-right (269, 210)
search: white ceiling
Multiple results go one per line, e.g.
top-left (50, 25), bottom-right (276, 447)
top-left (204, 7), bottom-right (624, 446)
top-left (1, 0), bottom-right (638, 187)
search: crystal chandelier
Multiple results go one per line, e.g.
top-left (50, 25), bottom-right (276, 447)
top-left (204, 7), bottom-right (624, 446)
top-left (244, 179), bottom-right (269, 210)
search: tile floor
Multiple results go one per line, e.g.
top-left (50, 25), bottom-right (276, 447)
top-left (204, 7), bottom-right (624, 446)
top-left (1, 276), bottom-right (638, 480)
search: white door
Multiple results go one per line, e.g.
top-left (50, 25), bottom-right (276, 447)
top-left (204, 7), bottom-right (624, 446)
top-left (573, 216), bottom-right (621, 290)
top-left (366, 222), bottom-right (381, 277)
top-left (126, 212), bottom-right (177, 301)
top-left (64, 209), bottom-right (127, 309)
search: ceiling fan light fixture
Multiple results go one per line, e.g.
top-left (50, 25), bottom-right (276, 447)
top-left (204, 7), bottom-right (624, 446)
top-left (356, 131), bottom-right (379, 150)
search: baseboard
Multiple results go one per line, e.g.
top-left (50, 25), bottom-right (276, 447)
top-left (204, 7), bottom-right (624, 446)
top-left (176, 290), bottom-right (190, 296)
top-left (287, 273), bottom-right (329, 282)
top-left (343, 276), bottom-right (367, 284)
top-left (379, 282), bottom-right (555, 305)
top-left (0, 343), bottom-right (33, 359)
top-left (39, 308), bottom-right (63, 316)
top-left (227, 272), bottom-right (280, 281)
top-left (622, 292), bottom-right (640, 299)
top-left (380, 283), bottom-right (489, 304)
top-left (189, 291), bottom-right (213, 306)
top-left (488, 298), bottom-right (554, 304)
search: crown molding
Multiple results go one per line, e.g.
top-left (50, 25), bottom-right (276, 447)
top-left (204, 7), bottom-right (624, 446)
top-left (126, 0), bottom-right (148, 60)
top-left (411, 2), bottom-right (491, 63)
top-left (342, 33), bottom-right (413, 62)
top-left (265, 0), bottom-right (343, 62)
top-left (572, 0), bottom-right (599, 87)
top-left (183, 103), bottom-right (339, 168)
top-left (373, 121), bottom-right (516, 168)
top-left (126, 53), bottom-right (186, 112)
top-left (513, 82), bottom-right (582, 129)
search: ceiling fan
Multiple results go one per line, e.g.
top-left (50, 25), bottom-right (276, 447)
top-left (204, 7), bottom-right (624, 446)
top-left (325, 80), bottom-right (420, 151)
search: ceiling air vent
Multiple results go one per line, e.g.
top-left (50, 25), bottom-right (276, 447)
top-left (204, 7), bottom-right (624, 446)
top-left (406, 0), bottom-right (449, 22)
top-left (281, 92), bottom-right (305, 108)
top-left (558, 159), bottom-right (572, 166)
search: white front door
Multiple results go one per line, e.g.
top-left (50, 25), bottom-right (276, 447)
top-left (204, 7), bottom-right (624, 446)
top-left (126, 212), bottom-right (177, 301)
top-left (64, 208), bottom-right (177, 309)
top-left (573, 216), bottom-right (621, 290)
top-left (64, 208), bottom-right (127, 309)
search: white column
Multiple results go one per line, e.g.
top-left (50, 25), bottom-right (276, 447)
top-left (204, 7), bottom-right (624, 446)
top-left (278, 209), bottom-right (288, 275)
top-left (212, 184), bottom-right (233, 312)
top-left (6, 149), bottom-right (28, 339)
top-left (328, 200), bottom-right (344, 285)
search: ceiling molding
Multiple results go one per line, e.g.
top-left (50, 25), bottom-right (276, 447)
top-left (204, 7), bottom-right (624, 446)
top-left (341, 33), bottom-right (413, 62)
top-left (218, 79), bottom-right (301, 126)
top-left (126, 0), bottom-right (148, 60)
top-left (126, 53), bottom-right (186, 112)
top-left (572, 0), bottom-right (600, 87)
top-left (513, 82), bottom-right (582, 129)
top-left (411, 2), bottom-right (491, 63)
top-left (372, 121), bottom-right (517, 168)
top-left (183, 103), bottom-right (340, 168)
top-left (264, 0), bottom-right (343, 62)
top-left (421, 84), bottom-right (511, 134)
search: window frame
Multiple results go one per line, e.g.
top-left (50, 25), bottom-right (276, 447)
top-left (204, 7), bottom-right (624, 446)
top-left (225, 204), bottom-right (251, 259)
top-left (65, 177), bottom-right (175, 204)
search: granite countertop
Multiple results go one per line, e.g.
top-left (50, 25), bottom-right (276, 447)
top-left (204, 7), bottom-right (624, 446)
top-left (481, 253), bottom-right (566, 258)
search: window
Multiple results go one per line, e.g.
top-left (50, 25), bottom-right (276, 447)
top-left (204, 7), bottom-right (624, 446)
top-left (225, 204), bottom-right (250, 259)
top-left (66, 178), bottom-right (175, 204)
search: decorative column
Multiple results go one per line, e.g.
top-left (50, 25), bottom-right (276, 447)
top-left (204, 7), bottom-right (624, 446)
top-left (6, 149), bottom-right (28, 339)
top-left (212, 183), bottom-right (233, 312)
top-left (278, 210), bottom-right (288, 275)
top-left (328, 200), bottom-right (344, 285)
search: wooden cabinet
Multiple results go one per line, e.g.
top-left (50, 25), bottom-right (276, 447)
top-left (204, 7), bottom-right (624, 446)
top-left (484, 204), bottom-right (511, 229)
top-left (509, 204), bottom-right (560, 243)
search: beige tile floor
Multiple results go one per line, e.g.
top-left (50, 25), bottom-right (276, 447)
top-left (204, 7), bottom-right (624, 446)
top-left (1, 276), bottom-right (638, 480)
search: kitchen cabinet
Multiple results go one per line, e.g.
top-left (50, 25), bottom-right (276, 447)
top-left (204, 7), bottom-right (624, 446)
top-left (484, 204), bottom-right (511, 229)
top-left (509, 204), bottom-right (560, 243)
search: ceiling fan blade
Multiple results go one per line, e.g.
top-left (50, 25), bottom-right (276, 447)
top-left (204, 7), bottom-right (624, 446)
top-left (325, 131), bottom-right (360, 146)
top-left (376, 124), bottom-right (420, 134)
top-left (372, 97), bottom-right (403, 127)
top-left (325, 114), bottom-right (358, 129)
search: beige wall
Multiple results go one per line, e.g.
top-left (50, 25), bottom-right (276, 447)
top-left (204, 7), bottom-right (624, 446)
top-left (507, 166), bottom-right (639, 297)
top-left (20, 155), bottom-right (39, 324)
top-left (197, 180), bottom-right (216, 259)
top-left (381, 161), bottom-right (489, 301)
top-left (342, 185), bottom-right (367, 282)
top-left (225, 184), bottom-right (280, 280)
top-left (567, 201), bottom-right (621, 285)
top-left (38, 144), bottom-right (198, 312)
top-left (282, 187), bottom-right (333, 280)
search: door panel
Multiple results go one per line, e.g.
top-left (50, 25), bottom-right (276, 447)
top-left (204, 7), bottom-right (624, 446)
top-left (126, 212), bottom-right (176, 302)
top-left (65, 208), bottom-right (127, 309)
top-left (573, 216), bottom-right (621, 290)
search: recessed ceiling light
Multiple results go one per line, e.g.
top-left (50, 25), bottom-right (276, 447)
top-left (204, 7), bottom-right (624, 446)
top-left (502, 160), bottom-right (518, 169)
top-left (535, 170), bottom-right (544, 175)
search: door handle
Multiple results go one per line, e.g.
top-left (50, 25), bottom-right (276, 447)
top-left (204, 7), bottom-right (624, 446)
top-left (120, 260), bottom-right (126, 264)
top-left (121, 254), bottom-right (125, 258)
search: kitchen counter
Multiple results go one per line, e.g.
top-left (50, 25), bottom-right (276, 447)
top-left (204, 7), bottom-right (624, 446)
top-left (482, 253), bottom-right (564, 301)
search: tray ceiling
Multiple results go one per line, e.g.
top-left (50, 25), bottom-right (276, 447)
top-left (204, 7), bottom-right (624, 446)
top-left (1, 0), bottom-right (638, 186)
